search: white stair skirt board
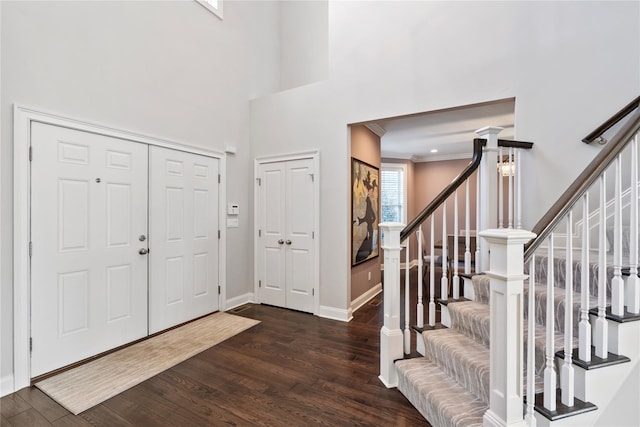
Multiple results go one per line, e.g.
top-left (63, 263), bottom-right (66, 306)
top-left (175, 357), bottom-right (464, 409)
top-left (440, 304), bottom-right (451, 328)
top-left (225, 292), bottom-right (256, 311)
top-left (351, 283), bottom-right (382, 313)
top-left (318, 305), bottom-right (352, 322)
top-left (462, 276), bottom-right (476, 301)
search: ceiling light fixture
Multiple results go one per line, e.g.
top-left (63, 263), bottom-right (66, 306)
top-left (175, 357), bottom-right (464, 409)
top-left (430, 149), bottom-right (438, 153)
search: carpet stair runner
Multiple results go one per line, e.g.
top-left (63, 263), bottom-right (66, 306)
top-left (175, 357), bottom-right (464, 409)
top-left (396, 255), bottom-right (606, 427)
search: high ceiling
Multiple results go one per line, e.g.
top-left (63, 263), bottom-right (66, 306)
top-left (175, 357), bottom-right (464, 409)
top-left (370, 99), bottom-right (515, 162)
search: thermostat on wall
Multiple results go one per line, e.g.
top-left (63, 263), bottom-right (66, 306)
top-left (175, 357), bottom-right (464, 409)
top-left (227, 203), bottom-right (239, 215)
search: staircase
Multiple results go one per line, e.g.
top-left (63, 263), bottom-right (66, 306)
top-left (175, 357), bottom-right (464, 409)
top-left (379, 96), bottom-right (640, 427)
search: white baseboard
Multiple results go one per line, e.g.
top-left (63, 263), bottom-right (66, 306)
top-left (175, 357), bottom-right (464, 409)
top-left (351, 282), bottom-right (382, 313)
top-left (225, 292), bottom-right (256, 311)
top-left (1, 374), bottom-right (14, 397)
top-left (318, 305), bottom-right (352, 322)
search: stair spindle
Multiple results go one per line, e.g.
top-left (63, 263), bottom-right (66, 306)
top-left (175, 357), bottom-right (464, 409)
top-left (516, 148), bottom-right (523, 229)
top-left (453, 190), bottom-right (460, 299)
top-left (612, 155), bottom-right (624, 316)
top-left (441, 202), bottom-right (448, 300)
top-left (404, 239), bottom-right (410, 355)
top-left (526, 255), bottom-right (537, 427)
top-left (544, 234), bottom-right (557, 411)
top-left (562, 213), bottom-right (575, 406)
top-left (498, 146), bottom-right (504, 228)
top-left (429, 216), bottom-right (436, 326)
top-left (630, 135), bottom-right (640, 314)
top-left (595, 174), bottom-right (608, 358)
top-left (579, 192), bottom-right (592, 362)
top-left (465, 179), bottom-right (471, 274)
top-left (508, 147), bottom-right (514, 229)
top-left (475, 168), bottom-right (481, 272)
top-left (417, 228), bottom-right (424, 329)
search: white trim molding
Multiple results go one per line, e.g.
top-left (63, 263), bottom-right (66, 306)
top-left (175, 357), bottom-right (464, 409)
top-left (225, 293), bottom-right (256, 311)
top-left (13, 104), bottom-right (226, 393)
top-left (350, 283), bottom-right (382, 313)
top-left (364, 122), bottom-right (386, 138)
top-left (318, 305), bottom-right (352, 322)
top-left (1, 375), bottom-right (14, 398)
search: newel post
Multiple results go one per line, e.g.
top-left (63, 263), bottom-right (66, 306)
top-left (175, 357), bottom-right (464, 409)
top-left (379, 222), bottom-right (405, 388)
top-left (480, 228), bottom-right (536, 427)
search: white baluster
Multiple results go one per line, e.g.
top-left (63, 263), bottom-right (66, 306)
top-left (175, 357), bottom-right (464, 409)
top-left (544, 235), bottom-right (557, 411)
top-left (579, 193), bottom-right (592, 362)
top-left (629, 135), bottom-right (640, 314)
top-left (404, 239), bottom-right (410, 355)
top-left (595, 174), bottom-right (608, 359)
top-left (517, 148), bottom-right (523, 230)
top-left (476, 168), bottom-right (481, 272)
top-left (379, 223), bottom-right (404, 387)
top-left (499, 146), bottom-right (504, 229)
top-left (453, 190), bottom-right (460, 299)
top-left (441, 201), bottom-right (448, 301)
top-left (429, 216), bottom-right (436, 327)
top-left (562, 214), bottom-right (575, 406)
top-left (612, 155), bottom-right (624, 316)
top-left (508, 147), bottom-right (514, 229)
top-left (526, 255), bottom-right (537, 427)
top-left (465, 179), bottom-right (471, 274)
top-left (417, 228), bottom-right (424, 329)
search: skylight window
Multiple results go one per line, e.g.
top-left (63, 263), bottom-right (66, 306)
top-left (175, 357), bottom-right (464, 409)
top-left (196, 0), bottom-right (223, 19)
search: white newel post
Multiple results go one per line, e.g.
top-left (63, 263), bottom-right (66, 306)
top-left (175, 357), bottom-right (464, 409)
top-left (480, 228), bottom-right (536, 427)
top-left (379, 222), bottom-right (405, 388)
top-left (477, 126), bottom-right (503, 272)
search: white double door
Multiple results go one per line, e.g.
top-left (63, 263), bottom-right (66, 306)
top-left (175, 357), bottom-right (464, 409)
top-left (30, 123), bottom-right (219, 377)
top-left (257, 159), bottom-right (315, 313)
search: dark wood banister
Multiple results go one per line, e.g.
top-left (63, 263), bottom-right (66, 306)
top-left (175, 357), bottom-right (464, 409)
top-left (582, 95), bottom-right (640, 144)
top-left (525, 106), bottom-right (640, 261)
top-left (400, 138), bottom-right (485, 242)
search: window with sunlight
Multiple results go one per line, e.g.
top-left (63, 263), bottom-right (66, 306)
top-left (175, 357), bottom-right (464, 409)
top-left (381, 164), bottom-right (407, 224)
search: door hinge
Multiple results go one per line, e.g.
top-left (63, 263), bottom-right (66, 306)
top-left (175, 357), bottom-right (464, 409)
top-left (258, 229), bottom-right (262, 237)
top-left (312, 288), bottom-right (315, 296)
top-left (312, 231), bottom-right (315, 239)
top-left (218, 230), bottom-right (221, 239)
top-left (30, 337), bottom-right (33, 352)
top-left (29, 242), bottom-right (32, 257)
top-left (259, 280), bottom-right (262, 288)
top-left (29, 146), bottom-right (33, 162)
top-left (218, 285), bottom-right (221, 295)
top-left (309, 173), bottom-right (314, 182)
top-left (257, 178), bottom-right (261, 186)
top-left (218, 174), bottom-right (221, 183)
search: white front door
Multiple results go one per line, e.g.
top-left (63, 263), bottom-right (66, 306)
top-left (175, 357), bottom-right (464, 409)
top-left (149, 147), bottom-right (220, 334)
top-left (30, 123), bottom-right (149, 377)
top-left (258, 158), bottom-right (315, 313)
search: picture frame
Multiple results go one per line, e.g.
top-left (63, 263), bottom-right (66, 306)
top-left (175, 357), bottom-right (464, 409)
top-left (352, 158), bottom-right (380, 266)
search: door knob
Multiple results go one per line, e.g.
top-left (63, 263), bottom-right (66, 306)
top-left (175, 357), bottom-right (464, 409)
top-left (285, 240), bottom-right (292, 245)
top-left (278, 239), bottom-right (284, 245)
top-left (139, 248), bottom-right (149, 255)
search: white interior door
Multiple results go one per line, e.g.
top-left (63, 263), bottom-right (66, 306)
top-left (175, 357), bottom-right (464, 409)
top-left (30, 123), bottom-right (149, 377)
top-left (149, 147), bottom-right (220, 334)
top-left (258, 158), bottom-right (315, 312)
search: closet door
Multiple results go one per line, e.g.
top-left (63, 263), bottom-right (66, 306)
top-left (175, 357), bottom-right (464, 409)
top-left (30, 123), bottom-right (149, 377)
top-left (149, 147), bottom-right (220, 334)
top-left (257, 158), bottom-right (315, 313)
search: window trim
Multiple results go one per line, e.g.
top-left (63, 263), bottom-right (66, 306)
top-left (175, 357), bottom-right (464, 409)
top-left (381, 162), bottom-right (408, 225)
top-left (196, 0), bottom-right (223, 20)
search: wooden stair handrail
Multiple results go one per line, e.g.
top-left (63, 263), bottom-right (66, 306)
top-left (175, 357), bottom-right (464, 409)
top-left (582, 95), bottom-right (640, 144)
top-left (525, 106), bottom-right (640, 261)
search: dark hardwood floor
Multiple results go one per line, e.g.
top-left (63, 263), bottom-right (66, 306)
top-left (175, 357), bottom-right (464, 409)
top-left (1, 292), bottom-right (431, 426)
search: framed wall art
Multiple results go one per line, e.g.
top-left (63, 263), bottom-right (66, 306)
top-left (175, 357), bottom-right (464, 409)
top-left (352, 158), bottom-right (379, 266)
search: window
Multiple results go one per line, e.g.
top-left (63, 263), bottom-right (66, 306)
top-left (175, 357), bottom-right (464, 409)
top-left (196, 0), bottom-right (223, 19)
top-left (381, 163), bottom-right (407, 224)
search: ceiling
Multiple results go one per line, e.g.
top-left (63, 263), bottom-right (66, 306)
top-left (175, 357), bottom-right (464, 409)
top-left (369, 99), bottom-right (515, 162)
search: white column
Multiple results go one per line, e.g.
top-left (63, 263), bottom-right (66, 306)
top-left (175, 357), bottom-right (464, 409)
top-left (379, 223), bottom-right (405, 388)
top-left (480, 228), bottom-right (536, 427)
top-left (477, 126), bottom-right (503, 272)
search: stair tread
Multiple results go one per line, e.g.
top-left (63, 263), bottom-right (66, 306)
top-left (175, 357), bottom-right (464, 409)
top-left (396, 357), bottom-right (487, 427)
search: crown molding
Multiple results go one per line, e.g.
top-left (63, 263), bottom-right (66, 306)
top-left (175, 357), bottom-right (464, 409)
top-left (364, 123), bottom-right (386, 137)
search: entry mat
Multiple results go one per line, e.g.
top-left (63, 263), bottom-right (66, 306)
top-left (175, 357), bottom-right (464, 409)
top-left (35, 311), bottom-right (260, 415)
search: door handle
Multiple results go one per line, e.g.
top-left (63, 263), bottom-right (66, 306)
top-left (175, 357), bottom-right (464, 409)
top-left (278, 239), bottom-right (284, 245)
top-left (285, 240), bottom-right (292, 245)
top-left (139, 248), bottom-right (149, 255)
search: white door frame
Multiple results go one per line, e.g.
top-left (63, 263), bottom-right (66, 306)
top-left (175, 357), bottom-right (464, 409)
top-left (254, 151), bottom-right (320, 314)
top-left (12, 104), bottom-right (226, 392)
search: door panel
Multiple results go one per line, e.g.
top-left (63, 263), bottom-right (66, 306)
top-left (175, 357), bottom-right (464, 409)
top-left (258, 158), bottom-right (315, 313)
top-left (149, 147), bottom-right (219, 334)
top-left (31, 123), bottom-right (149, 377)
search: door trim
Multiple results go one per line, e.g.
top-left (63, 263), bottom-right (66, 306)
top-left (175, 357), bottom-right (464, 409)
top-left (13, 104), bottom-right (226, 392)
top-left (253, 151), bottom-right (320, 314)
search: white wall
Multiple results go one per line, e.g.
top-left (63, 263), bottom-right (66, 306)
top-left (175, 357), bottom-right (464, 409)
top-left (1, 0), bottom-right (280, 386)
top-left (250, 1), bottom-right (640, 314)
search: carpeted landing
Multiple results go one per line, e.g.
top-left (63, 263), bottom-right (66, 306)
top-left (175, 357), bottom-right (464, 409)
top-left (35, 311), bottom-right (260, 415)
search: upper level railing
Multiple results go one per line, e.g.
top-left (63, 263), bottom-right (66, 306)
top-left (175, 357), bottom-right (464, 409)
top-left (582, 95), bottom-right (640, 144)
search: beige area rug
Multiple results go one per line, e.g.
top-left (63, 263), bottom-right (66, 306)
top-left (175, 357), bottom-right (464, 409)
top-left (35, 311), bottom-right (260, 415)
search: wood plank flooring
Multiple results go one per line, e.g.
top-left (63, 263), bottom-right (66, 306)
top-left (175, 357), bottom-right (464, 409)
top-left (1, 294), bottom-right (431, 426)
